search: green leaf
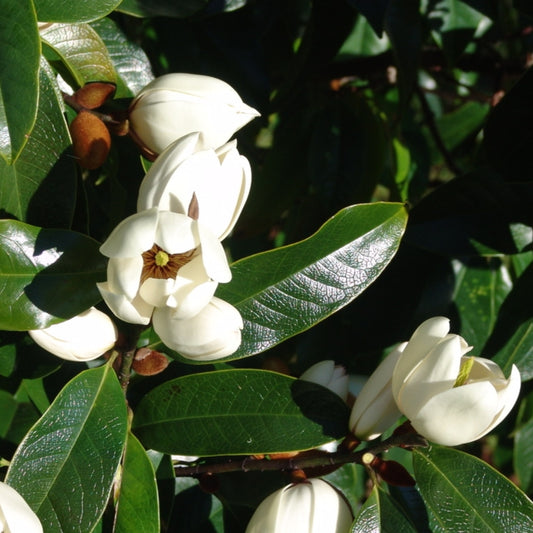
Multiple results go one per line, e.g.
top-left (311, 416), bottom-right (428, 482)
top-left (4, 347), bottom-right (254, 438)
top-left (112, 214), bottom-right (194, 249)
top-left (91, 18), bottom-right (154, 98)
top-left (0, 0), bottom-right (40, 164)
top-left (0, 58), bottom-right (77, 228)
top-left (6, 365), bottom-right (128, 532)
top-left (351, 485), bottom-right (418, 533)
top-left (215, 203), bottom-right (407, 360)
top-left (452, 257), bottom-right (512, 353)
top-left (413, 446), bottom-right (533, 532)
top-left (117, 0), bottom-right (209, 18)
top-left (34, 0), bottom-right (123, 22)
top-left (515, 416), bottom-right (533, 494)
top-left (133, 369), bottom-right (350, 456)
top-left (0, 220), bottom-right (107, 330)
top-left (346, 0), bottom-right (390, 35)
top-left (486, 264), bottom-right (533, 381)
top-left (115, 432), bottom-right (160, 533)
top-left (40, 23), bottom-right (117, 87)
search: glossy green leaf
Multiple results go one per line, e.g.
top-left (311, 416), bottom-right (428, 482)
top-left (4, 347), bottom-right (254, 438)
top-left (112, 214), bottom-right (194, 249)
top-left (40, 23), bottom-right (117, 87)
top-left (0, 0), bottom-right (40, 164)
top-left (34, 0), bottom-right (122, 22)
top-left (407, 173), bottom-right (533, 257)
top-left (485, 264), bottom-right (533, 381)
top-left (452, 257), bottom-right (512, 353)
top-left (117, 0), bottom-right (209, 18)
top-left (351, 485), bottom-right (417, 533)
top-left (0, 58), bottom-right (77, 228)
top-left (91, 18), bottom-right (154, 98)
top-left (6, 365), bottom-right (128, 532)
top-left (515, 416), bottom-right (533, 494)
top-left (0, 220), bottom-right (107, 330)
top-left (115, 432), bottom-right (160, 533)
top-left (413, 447), bottom-right (533, 532)
top-left (337, 15), bottom-right (390, 58)
top-left (215, 203), bottom-right (407, 360)
top-left (133, 369), bottom-right (350, 456)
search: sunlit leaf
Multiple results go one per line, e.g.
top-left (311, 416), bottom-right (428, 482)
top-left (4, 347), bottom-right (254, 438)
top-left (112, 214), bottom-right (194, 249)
top-left (133, 369), bottom-right (350, 456)
top-left (34, 0), bottom-right (122, 22)
top-left (6, 365), bottom-right (128, 533)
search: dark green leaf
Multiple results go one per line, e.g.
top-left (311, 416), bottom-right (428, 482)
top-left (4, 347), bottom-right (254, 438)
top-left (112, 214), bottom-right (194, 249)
top-left (215, 203), bottom-right (407, 360)
top-left (453, 257), bottom-right (512, 353)
top-left (482, 67), bottom-right (533, 181)
top-left (6, 365), bottom-right (128, 533)
top-left (91, 18), bottom-right (154, 98)
top-left (0, 58), bottom-right (77, 228)
top-left (407, 173), bottom-right (533, 257)
top-left (34, 0), bottom-right (122, 22)
top-left (351, 485), bottom-right (418, 533)
top-left (115, 432), bottom-right (160, 533)
top-left (133, 369), bottom-right (350, 456)
top-left (0, 0), bottom-right (40, 164)
top-left (117, 0), bottom-right (209, 18)
top-left (515, 416), bottom-right (533, 493)
top-left (413, 446), bottom-right (533, 532)
top-left (0, 220), bottom-right (106, 330)
top-left (40, 23), bottom-right (117, 87)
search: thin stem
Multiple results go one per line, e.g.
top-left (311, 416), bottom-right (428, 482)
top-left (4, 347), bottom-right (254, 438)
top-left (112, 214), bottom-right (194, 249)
top-left (173, 432), bottom-right (427, 477)
top-left (115, 324), bottom-right (145, 394)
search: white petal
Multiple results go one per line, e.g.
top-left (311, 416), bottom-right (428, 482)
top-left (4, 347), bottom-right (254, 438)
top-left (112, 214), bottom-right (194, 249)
top-left (0, 482), bottom-right (43, 533)
top-left (139, 277), bottom-right (178, 307)
top-left (154, 212), bottom-right (198, 253)
top-left (97, 282), bottom-right (153, 325)
top-left (100, 208), bottom-right (159, 258)
top-left (137, 132), bottom-right (202, 212)
top-left (171, 272), bottom-right (218, 319)
top-left (396, 335), bottom-right (464, 417)
top-left (410, 381), bottom-right (498, 446)
top-left (482, 364), bottom-right (521, 435)
top-left (392, 316), bottom-right (451, 400)
top-left (197, 222), bottom-right (231, 282)
top-left (29, 307), bottom-right (117, 362)
top-left (107, 256), bottom-right (143, 300)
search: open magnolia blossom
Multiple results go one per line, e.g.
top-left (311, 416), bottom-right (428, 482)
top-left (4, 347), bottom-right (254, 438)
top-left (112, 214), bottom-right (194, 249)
top-left (152, 296), bottom-right (243, 360)
top-left (97, 207), bottom-right (230, 325)
top-left (128, 73), bottom-right (260, 156)
top-left (137, 132), bottom-right (251, 241)
top-left (392, 317), bottom-right (521, 447)
top-left (28, 307), bottom-right (117, 361)
top-left (349, 347), bottom-right (403, 440)
top-left (0, 482), bottom-right (43, 533)
top-left (245, 478), bottom-right (353, 533)
top-left (300, 360), bottom-right (349, 401)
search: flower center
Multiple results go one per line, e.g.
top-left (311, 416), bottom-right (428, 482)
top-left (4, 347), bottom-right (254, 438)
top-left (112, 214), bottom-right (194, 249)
top-left (141, 244), bottom-right (196, 283)
top-left (453, 356), bottom-right (475, 387)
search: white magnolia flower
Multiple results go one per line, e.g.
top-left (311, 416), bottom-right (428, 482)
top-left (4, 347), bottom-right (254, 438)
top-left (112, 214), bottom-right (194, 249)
top-left (29, 307), bottom-right (117, 362)
top-left (392, 317), bottom-right (521, 446)
top-left (0, 482), bottom-right (43, 533)
top-left (97, 207), bottom-right (230, 325)
top-left (300, 360), bottom-right (349, 401)
top-left (152, 296), bottom-right (243, 360)
top-left (128, 73), bottom-right (260, 156)
top-left (137, 132), bottom-right (251, 241)
top-left (245, 479), bottom-right (353, 533)
top-left (349, 347), bottom-right (403, 440)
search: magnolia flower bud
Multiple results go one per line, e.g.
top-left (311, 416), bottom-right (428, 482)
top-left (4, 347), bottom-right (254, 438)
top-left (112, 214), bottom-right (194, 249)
top-left (349, 347), bottom-right (403, 440)
top-left (300, 360), bottom-right (349, 401)
top-left (152, 296), bottom-right (243, 361)
top-left (392, 317), bottom-right (521, 446)
top-left (0, 481), bottom-right (43, 533)
top-left (137, 132), bottom-right (251, 241)
top-left (128, 73), bottom-right (260, 156)
top-left (29, 307), bottom-right (117, 361)
top-left (245, 479), bottom-right (353, 533)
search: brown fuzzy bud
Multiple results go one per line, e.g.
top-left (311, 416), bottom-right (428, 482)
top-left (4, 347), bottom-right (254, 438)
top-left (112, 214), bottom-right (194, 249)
top-left (132, 347), bottom-right (169, 376)
top-left (372, 457), bottom-right (416, 487)
top-left (261, 356), bottom-right (291, 375)
top-left (73, 82), bottom-right (116, 110)
top-left (70, 110), bottom-right (111, 169)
